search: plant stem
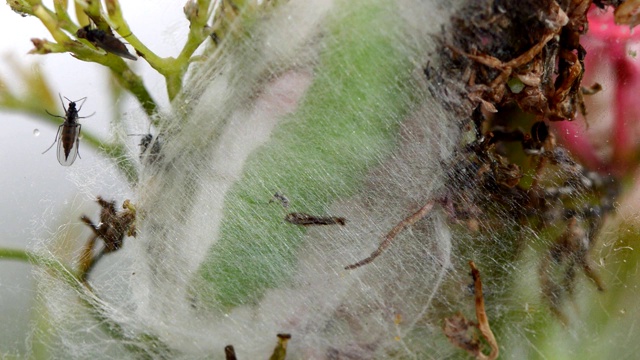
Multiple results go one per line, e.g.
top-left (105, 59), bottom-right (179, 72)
top-left (0, 247), bottom-right (79, 287)
top-left (106, 0), bottom-right (213, 101)
top-left (0, 246), bottom-right (171, 356)
top-left (31, 4), bottom-right (158, 118)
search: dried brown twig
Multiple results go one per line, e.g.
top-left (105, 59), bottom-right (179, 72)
top-left (345, 201), bottom-right (435, 270)
top-left (285, 213), bottom-right (347, 226)
top-left (443, 261), bottom-right (498, 360)
top-left (78, 197), bottom-right (137, 282)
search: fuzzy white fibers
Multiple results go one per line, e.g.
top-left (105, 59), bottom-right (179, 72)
top-left (36, 0), bottom-right (470, 358)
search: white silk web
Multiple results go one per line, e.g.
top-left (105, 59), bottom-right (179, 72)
top-left (27, 0), bottom-right (640, 359)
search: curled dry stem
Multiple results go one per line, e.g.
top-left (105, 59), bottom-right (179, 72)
top-left (77, 197), bottom-right (137, 282)
top-left (470, 261), bottom-right (499, 360)
top-left (443, 261), bottom-right (499, 360)
top-left (345, 200), bottom-right (435, 269)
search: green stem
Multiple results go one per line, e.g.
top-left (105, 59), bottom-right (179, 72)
top-left (105, 0), bottom-right (166, 68)
top-left (8, 0), bottom-right (37, 16)
top-left (110, 67), bottom-right (158, 120)
top-left (167, 0), bottom-right (213, 99)
top-left (106, 0), bottom-right (213, 101)
top-left (0, 247), bottom-right (80, 288)
top-left (32, 3), bottom-right (158, 119)
top-left (53, 0), bottom-right (77, 34)
top-left (165, 0), bottom-right (213, 100)
top-left (0, 247), bottom-right (171, 356)
top-left (33, 4), bottom-right (73, 45)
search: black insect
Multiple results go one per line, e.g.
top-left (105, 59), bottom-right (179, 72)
top-left (138, 133), bottom-right (153, 147)
top-left (76, 25), bottom-right (137, 61)
top-left (130, 133), bottom-right (162, 164)
top-left (42, 95), bottom-right (94, 166)
top-left (269, 192), bottom-right (290, 208)
top-left (140, 133), bottom-right (163, 164)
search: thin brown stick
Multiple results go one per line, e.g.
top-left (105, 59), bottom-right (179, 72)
top-left (345, 201), bottom-right (435, 270)
top-left (285, 213), bottom-right (346, 226)
top-left (443, 261), bottom-right (499, 359)
top-left (469, 261), bottom-right (499, 360)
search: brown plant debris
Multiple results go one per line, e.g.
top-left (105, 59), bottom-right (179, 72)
top-left (285, 212), bottom-right (347, 226)
top-left (614, 0), bottom-right (640, 28)
top-left (445, 0), bottom-right (593, 121)
top-left (436, 0), bottom-right (618, 320)
top-left (345, 201), bottom-right (435, 270)
top-left (347, 0), bottom-right (619, 326)
top-left (443, 261), bottom-right (498, 360)
top-left (78, 197), bottom-right (137, 282)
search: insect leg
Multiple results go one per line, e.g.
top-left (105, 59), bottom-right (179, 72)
top-left (80, 214), bottom-right (100, 236)
top-left (44, 110), bottom-right (67, 119)
top-left (42, 125), bottom-right (63, 154)
top-left (58, 93), bottom-right (67, 113)
top-left (77, 111), bottom-right (95, 119)
top-left (73, 97), bottom-right (88, 112)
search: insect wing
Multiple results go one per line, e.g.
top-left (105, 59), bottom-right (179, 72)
top-left (77, 26), bottom-right (137, 61)
top-left (57, 124), bottom-right (80, 166)
top-left (96, 37), bottom-right (137, 61)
